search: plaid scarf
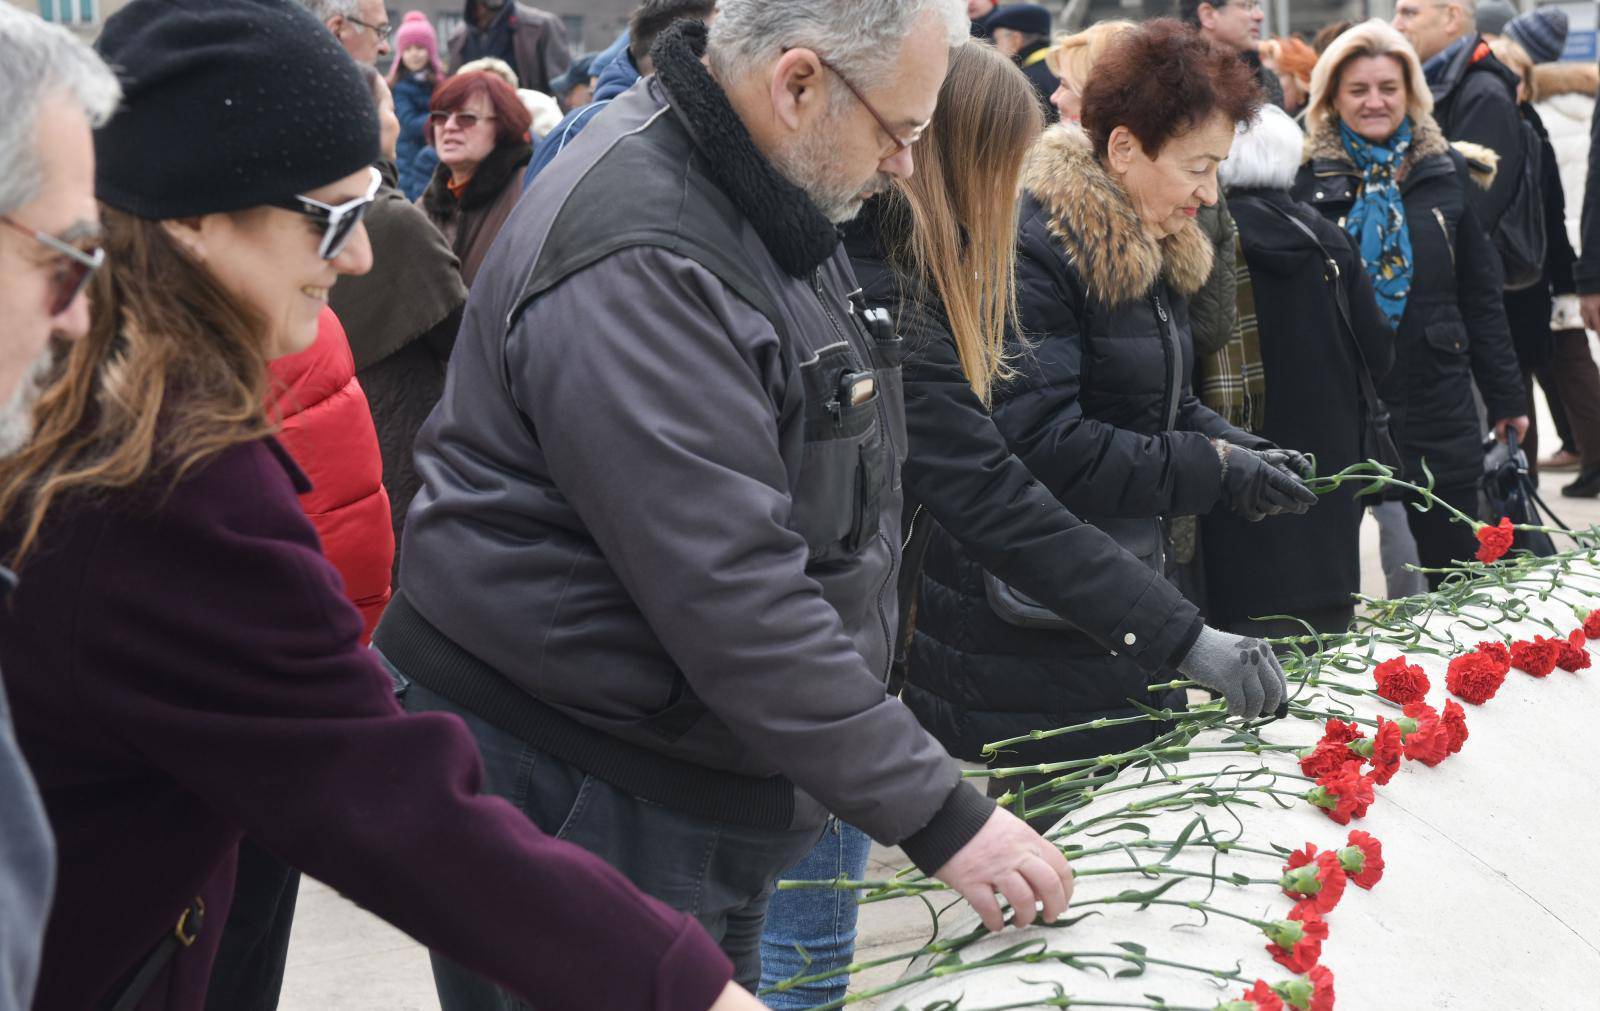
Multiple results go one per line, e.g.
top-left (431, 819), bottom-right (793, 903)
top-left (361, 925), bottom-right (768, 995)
top-left (1198, 232), bottom-right (1266, 431)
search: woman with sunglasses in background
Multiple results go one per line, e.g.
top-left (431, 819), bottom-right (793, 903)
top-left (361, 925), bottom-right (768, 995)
top-left (419, 69), bottom-right (534, 287)
top-left (0, 4), bottom-right (758, 1010)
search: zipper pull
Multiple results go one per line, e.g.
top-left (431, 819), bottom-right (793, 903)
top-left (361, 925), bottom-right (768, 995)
top-left (1152, 294), bottom-right (1168, 323)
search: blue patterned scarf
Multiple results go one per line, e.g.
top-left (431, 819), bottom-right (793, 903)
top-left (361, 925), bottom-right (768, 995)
top-left (1340, 117), bottom-right (1414, 327)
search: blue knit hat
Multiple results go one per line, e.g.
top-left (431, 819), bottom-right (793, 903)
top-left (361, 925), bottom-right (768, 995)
top-left (1505, 8), bottom-right (1569, 65)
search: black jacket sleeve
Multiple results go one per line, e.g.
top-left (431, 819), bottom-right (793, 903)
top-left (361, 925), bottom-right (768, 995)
top-left (1577, 84), bottom-right (1600, 294)
top-left (1455, 172), bottom-right (1529, 421)
top-left (898, 299), bottom-right (1204, 672)
top-left (993, 214), bottom-right (1227, 518)
top-left (1449, 71), bottom-right (1525, 233)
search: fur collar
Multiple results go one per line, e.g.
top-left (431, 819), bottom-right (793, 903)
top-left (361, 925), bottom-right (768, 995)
top-left (1303, 115), bottom-right (1498, 189)
top-left (1021, 124), bottom-right (1214, 308)
top-left (652, 21), bottom-right (839, 277)
top-left (1303, 114), bottom-right (1450, 175)
top-left (422, 141), bottom-right (532, 216)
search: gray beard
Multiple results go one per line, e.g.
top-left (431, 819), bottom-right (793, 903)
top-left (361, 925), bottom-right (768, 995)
top-left (0, 349), bottom-right (53, 459)
top-left (776, 124), bottom-right (893, 225)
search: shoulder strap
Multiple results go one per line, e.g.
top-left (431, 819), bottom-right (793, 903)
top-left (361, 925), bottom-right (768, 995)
top-left (1255, 201), bottom-right (1384, 405)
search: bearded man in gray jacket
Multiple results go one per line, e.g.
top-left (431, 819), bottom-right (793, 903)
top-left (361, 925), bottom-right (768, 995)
top-left (375, 1), bottom-right (1224, 1002)
top-left (0, 9), bottom-right (120, 1009)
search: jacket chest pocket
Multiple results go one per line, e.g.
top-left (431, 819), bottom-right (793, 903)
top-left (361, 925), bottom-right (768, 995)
top-left (792, 341), bottom-right (886, 562)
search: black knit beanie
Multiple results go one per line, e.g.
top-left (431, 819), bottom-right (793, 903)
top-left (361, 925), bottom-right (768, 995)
top-left (93, 0), bottom-right (378, 219)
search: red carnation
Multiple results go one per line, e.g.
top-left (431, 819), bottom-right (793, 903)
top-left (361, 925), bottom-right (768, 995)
top-left (1557, 629), bottom-right (1591, 672)
top-left (1400, 702), bottom-right (1450, 766)
top-left (1511, 635), bottom-right (1562, 678)
top-left (1373, 655), bottom-right (1430, 705)
top-left (1584, 610), bottom-right (1600, 640)
top-left (1265, 906), bottom-right (1329, 974)
top-left (1475, 640), bottom-right (1512, 673)
top-left (1440, 699), bottom-right (1469, 754)
top-left (1298, 720), bottom-right (1366, 778)
top-left (1274, 965), bottom-right (1336, 1011)
top-left (1226, 980), bottom-right (1285, 1011)
top-left (1474, 517), bottom-right (1514, 563)
top-left (1365, 716), bottom-right (1404, 784)
top-left (1320, 719), bottom-right (1363, 745)
top-left (1446, 650), bottom-right (1506, 705)
top-left (1339, 830), bottom-right (1384, 889)
top-left (1280, 846), bottom-right (1347, 914)
top-left (1307, 764), bottom-right (1375, 824)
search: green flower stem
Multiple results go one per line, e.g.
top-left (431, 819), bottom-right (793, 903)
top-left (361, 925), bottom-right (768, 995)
top-left (980, 709), bottom-right (1217, 757)
top-left (783, 948), bottom-right (1242, 1010)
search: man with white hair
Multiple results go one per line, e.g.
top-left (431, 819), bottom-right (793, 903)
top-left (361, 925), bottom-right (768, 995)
top-left (298, 0), bottom-right (392, 64)
top-left (376, 1), bottom-right (1077, 1003)
top-left (0, 8), bottom-right (119, 1009)
top-left (1393, 0), bottom-right (1526, 237)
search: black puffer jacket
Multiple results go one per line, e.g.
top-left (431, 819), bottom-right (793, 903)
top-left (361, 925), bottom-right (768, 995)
top-left (903, 127), bottom-right (1262, 764)
top-left (1295, 115), bottom-right (1526, 492)
top-left (1203, 188), bottom-right (1394, 624)
top-left (841, 198), bottom-right (1205, 767)
top-left (1503, 104), bottom-right (1578, 370)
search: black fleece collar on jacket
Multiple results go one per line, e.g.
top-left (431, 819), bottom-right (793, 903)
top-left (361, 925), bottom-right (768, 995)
top-left (651, 21), bottom-right (840, 277)
top-left (422, 141), bottom-right (533, 216)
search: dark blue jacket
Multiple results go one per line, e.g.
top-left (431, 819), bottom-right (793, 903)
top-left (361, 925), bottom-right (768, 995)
top-left (393, 71), bottom-right (436, 201)
top-left (524, 43), bottom-right (640, 190)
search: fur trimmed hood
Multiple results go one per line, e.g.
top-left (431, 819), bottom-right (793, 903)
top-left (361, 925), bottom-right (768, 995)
top-left (1302, 114), bottom-right (1496, 189)
top-left (1021, 124), bottom-right (1214, 308)
top-left (1533, 61), bottom-right (1598, 101)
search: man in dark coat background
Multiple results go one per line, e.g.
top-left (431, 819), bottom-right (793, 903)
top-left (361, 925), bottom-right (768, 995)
top-left (986, 4), bottom-right (1057, 120)
top-left (1179, 0), bottom-right (1285, 109)
top-left (1396, 0), bottom-right (1524, 235)
top-left (447, 0), bottom-right (572, 94)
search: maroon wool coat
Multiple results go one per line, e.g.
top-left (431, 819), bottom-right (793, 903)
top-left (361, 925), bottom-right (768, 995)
top-left (0, 436), bottom-right (730, 1011)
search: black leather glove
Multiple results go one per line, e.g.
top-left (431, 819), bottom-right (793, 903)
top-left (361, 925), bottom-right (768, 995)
top-left (1215, 441), bottom-right (1318, 522)
top-left (1258, 446), bottom-right (1315, 480)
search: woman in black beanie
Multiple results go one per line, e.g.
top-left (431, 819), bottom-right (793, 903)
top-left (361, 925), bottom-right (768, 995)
top-left (0, 2), bottom-right (754, 1010)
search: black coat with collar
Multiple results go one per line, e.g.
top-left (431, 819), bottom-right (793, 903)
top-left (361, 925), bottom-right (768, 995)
top-left (896, 127), bottom-right (1261, 765)
top-left (842, 198), bottom-right (1203, 767)
top-left (1293, 115), bottom-right (1525, 493)
top-left (1202, 187), bottom-right (1395, 624)
top-left (1427, 34), bottom-right (1524, 233)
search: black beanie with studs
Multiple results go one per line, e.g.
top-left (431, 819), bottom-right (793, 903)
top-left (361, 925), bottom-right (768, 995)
top-left (93, 0), bottom-right (379, 220)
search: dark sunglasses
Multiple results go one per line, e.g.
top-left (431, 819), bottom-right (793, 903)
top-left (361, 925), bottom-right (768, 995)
top-left (428, 110), bottom-right (496, 131)
top-left (1, 215), bottom-right (105, 316)
top-left (264, 166), bottom-right (383, 260)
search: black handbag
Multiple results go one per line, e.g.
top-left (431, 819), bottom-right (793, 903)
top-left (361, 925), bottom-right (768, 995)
top-left (1482, 428), bottom-right (1565, 557)
top-left (1261, 201), bottom-right (1402, 477)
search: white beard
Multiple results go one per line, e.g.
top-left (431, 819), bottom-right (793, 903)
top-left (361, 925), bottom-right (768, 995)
top-left (0, 349), bottom-right (54, 459)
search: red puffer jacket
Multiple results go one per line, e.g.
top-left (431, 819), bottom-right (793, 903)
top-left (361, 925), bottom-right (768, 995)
top-left (269, 308), bottom-right (394, 642)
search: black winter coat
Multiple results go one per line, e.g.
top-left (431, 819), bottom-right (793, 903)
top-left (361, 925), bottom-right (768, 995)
top-left (1502, 104), bottom-right (1578, 370)
top-left (1202, 188), bottom-right (1395, 624)
top-left (841, 199), bottom-right (1204, 767)
top-left (901, 127), bottom-right (1259, 764)
top-left (1428, 35), bottom-right (1524, 233)
top-left (1295, 116), bottom-right (1525, 492)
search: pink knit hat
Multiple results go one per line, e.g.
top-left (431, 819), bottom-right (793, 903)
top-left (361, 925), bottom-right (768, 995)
top-left (388, 11), bottom-right (443, 82)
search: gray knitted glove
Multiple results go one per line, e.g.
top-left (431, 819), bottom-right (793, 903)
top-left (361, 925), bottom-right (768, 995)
top-left (1176, 625), bottom-right (1288, 719)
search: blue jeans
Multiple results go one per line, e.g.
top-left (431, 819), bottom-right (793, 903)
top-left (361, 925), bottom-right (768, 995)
top-left (383, 655), bottom-right (824, 1004)
top-left (758, 819), bottom-right (873, 1009)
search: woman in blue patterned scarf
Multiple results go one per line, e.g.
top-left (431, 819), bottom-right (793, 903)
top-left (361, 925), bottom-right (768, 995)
top-left (1293, 19), bottom-right (1528, 586)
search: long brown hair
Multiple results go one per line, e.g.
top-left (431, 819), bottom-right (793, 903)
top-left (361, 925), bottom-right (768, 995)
top-left (891, 40), bottom-right (1042, 406)
top-left (0, 207), bottom-right (275, 562)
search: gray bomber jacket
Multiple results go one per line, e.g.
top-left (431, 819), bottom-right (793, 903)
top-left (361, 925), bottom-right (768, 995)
top-left (376, 23), bottom-right (992, 871)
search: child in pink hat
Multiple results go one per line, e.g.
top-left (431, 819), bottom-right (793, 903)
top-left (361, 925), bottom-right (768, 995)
top-left (390, 11), bottom-right (445, 198)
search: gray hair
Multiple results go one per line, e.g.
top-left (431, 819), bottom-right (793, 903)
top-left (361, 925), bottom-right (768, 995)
top-left (0, 6), bottom-right (121, 217)
top-left (297, 0), bottom-right (363, 22)
top-left (708, 0), bottom-right (966, 91)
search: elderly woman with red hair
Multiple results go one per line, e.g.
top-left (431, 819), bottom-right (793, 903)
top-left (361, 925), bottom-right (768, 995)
top-left (905, 20), bottom-right (1312, 809)
top-left (419, 69), bottom-right (533, 286)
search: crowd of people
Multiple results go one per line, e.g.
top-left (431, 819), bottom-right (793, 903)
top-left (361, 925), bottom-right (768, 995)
top-left (0, 1), bottom-right (1597, 1010)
